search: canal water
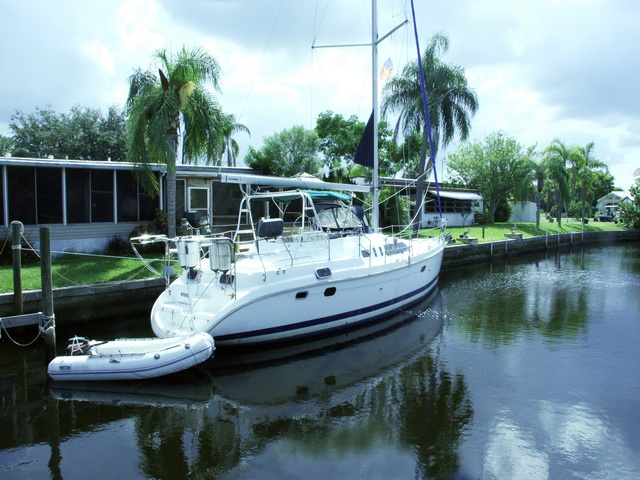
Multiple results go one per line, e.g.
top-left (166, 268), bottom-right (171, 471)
top-left (1, 243), bottom-right (639, 479)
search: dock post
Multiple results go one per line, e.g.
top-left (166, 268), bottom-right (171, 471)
top-left (40, 227), bottom-right (56, 361)
top-left (11, 221), bottom-right (24, 315)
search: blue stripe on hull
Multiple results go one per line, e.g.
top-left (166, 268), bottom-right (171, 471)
top-left (215, 274), bottom-right (440, 345)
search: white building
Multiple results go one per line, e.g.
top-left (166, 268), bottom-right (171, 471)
top-left (595, 190), bottom-right (634, 216)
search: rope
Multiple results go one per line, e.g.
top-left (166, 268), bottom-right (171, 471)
top-left (0, 317), bottom-right (42, 347)
top-left (18, 234), bottom-right (166, 289)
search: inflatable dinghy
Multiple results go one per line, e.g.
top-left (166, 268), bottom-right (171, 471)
top-left (48, 332), bottom-right (214, 381)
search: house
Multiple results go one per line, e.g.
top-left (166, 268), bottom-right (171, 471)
top-left (1, 156), bottom-right (481, 254)
top-left (595, 190), bottom-right (633, 218)
top-left (352, 176), bottom-right (483, 227)
top-left (0, 157), bottom-right (252, 253)
top-left (509, 201), bottom-right (537, 223)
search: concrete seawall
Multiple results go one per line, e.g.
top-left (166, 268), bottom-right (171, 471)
top-left (0, 277), bottom-right (166, 324)
top-left (2, 230), bottom-right (638, 325)
top-left (442, 229), bottom-right (640, 269)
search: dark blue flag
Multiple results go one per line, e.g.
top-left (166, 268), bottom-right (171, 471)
top-left (354, 112), bottom-right (374, 168)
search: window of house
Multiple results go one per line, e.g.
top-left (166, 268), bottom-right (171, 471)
top-left (36, 167), bottom-right (63, 224)
top-left (7, 166), bottom-right (36, 224)
top-left (66, 169), bottom-right (91, 223)
top-left (139, 187), bottom-right (156, 221)
top-left (117, 171), bottom-right (138, 222)
top-left (0, 167), bottom-right (5, 227)
top-left (91, 170), bottom-right (114, 222)
top-left (188, 187), bottom-right (209, 218)
top-left (175, 179), bottom-right (186, 221)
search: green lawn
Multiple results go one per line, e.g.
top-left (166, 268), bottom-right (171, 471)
top-left (441, 218), bottom-right (624, 243)
top-left (0, 254), bottom-right (168, 293)
top-left (0, 219), bottom-right (627, 293)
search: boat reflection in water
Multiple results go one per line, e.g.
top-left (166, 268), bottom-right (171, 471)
top-left (45, 290), bottom-right (473, 479)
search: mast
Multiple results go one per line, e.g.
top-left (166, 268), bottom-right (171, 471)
top-left (313, 2), bottom-right (406, 233)
top-left (371, 0), bottom-right (380, 233)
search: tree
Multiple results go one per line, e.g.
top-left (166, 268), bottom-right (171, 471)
top-left (533, 154), bottom-right (547, 229)
top-left (9, 105), bottom-right (126, 160)
top-left (542, 139), bottom-right (571, 227)
top-left (245, 125), bottom-right (321, 177)
top-left (315, 111), bottom-right (364, 183)
top-left (220, 113), bottom-right (249, 167)
top-left (619, 179), bottom-right (640, 229)
top-left (314, 111), bottom-right (397, 183)
top-left (126, 46), bottom-right (224, 238)
top-left (0, 135), bottom-right (12, 156)
top-left (447, 132), bottom-right (533, 222)
top-left (569, 142), bottom-right (609, 220)
top-left (382, 32), bottom-right (478, 228)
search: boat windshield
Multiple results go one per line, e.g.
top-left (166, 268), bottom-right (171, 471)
top-left (316, 205), bottom-right (362, 231)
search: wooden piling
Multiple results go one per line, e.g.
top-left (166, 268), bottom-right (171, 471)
top-left (11, 221), bottom-right (23, 315)
top-left (40, 227), bottom-right (57, 361)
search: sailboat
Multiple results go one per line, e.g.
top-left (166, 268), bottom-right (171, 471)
top-left (139, 0), bottom-right (447, 347)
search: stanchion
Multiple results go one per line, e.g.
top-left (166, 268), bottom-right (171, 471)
top-left (11, 221), bottom-right (23, 315)
top-left (40, 227), bottom-right (57, 361)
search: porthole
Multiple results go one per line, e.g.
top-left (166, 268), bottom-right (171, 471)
top-left (296, 291), bottom-right (308, 299)
top-left (420, 265), bottom-right (426, 272)
top-left (324, 287), bottom-right (337, 297)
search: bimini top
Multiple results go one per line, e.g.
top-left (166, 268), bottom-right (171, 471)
top-left (250, 189), bottom-right (353, 203)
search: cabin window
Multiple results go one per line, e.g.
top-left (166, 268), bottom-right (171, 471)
top-left (315, 267), bottom-right (332, 279)
top-left (296, 291), bottom-right (308, 299)
top-left (385, 241), bottom-right (410, 256)
top-left (324, 287), bottom-right (337, 297)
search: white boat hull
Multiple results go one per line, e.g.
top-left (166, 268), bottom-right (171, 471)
top-left (48, 332), bottom-right (215, 381)
top-left (151, 232), bottom-right (445, 346)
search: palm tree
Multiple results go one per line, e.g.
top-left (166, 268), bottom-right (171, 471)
top-left (220, 113), bottom-right (250, 167)
top-left (126, 46), bottom-right (224, 238)
top-left (382, 32), bottom-right (478, 229)
top-left (570, 142), bottom-right (608, 221)
top-left (543, 139), bottom-right (571, 228)
top-left (534, 158), bottom-right (547, 230)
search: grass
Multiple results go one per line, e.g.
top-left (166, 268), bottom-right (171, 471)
top-left (0, 253), bottom-right (169, 294)
top-left (440, 218), bottom-right (624, 243)
top-left (0, 219), bottom-right (626, 293)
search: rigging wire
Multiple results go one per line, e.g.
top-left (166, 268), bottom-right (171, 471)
top-left (237, 0), bottom-right (285, 123)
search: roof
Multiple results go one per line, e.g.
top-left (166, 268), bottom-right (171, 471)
top-left (597, 190), bottom-right (632, 203)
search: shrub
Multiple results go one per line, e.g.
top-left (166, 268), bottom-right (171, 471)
top-left (619, 180), bottom-right (640, 229)
top-left (493, 199), bottom-right (512, 223)
top-left (105, 235), bottom-right (132, 257)
top-left (474, 210), bottom-right (491, 225)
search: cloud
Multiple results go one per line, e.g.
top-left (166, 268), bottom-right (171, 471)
top-left (1, 0), bottom-right (638, 187)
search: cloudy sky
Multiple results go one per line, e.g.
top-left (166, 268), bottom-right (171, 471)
top-left (1, 0), bottom-right (638, 188)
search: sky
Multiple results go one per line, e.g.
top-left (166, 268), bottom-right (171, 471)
top-left (1, 0), bottom-right (639, 189)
